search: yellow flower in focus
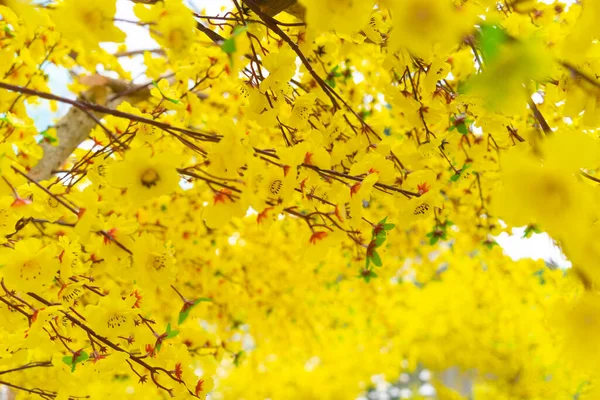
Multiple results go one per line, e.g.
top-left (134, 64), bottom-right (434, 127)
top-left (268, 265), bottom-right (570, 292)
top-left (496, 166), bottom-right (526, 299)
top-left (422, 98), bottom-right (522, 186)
top-left (108, 147), bottom-right (180, 205)
top-left (131, 232), bottom-right (177, 291)
top-left (85, 292), bottom-right (137, 339)
top-left (53, 0), bottom-right (125, 48)
top-left (57, 236), bottom-right (87, 280)
top-left (0, 238), bottom-right (58, 293)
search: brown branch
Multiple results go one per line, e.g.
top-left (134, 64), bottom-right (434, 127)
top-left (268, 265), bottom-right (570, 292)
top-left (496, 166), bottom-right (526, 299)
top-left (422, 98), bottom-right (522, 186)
top-left (0, 361), bottom-right (52, 376)
top-left (242, 0), bottom-right (339, 109)
top-left (22, 76), bottom-right (155, 181)
top-left (528, 99), bottom-right (551, 135)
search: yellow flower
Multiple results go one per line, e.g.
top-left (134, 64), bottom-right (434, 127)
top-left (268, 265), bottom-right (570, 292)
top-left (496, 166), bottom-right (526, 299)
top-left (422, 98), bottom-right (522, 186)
top-left (85, 292), bottom-right (137, 339)
top-left (108, 147), bottom-right (180, 205)
top-left (0, 195), bottom-right (21, 242)
top-left (150, 79), bottom-right (185, 110)
top-left (244, 160), bottom-right (295, 211)
top-left (385, 0), bottom-right (471, 58)
top-left (135, 0), bottom-right (197, 60)
top-left (131, 232), bottom-right (177, 291)
top-left (0, 238), bottom-right (58, 293)
top-left (299, 0), bottom-right (374, 35)
top-left (258, 48), bottom-right (297, 95)
top-left (554, 292), bottom-right (600, 373)
top-left (53, 0), bottom-right (125, 48)
top-left (57, 236), bottom-right (87, 280)
top-left (203, 188), bottom-right (247, 229)
top-left (492, 146), bottom-right (589, 237)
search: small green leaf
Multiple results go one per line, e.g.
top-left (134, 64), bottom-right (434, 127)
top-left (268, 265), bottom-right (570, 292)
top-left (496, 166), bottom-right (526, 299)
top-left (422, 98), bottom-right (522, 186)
top-left (429, 235), bottom-right (439, 245)
top-left (165, 322), bottom-right (179, 338)
top-left (370, 250), bottom-right (382, 267)
top-left (178, 297), bottom-right (212, 324)
top-left (325, 78), bottom-right (336, 88)
top-left (457, 123), bottom-right (468, 135)
top-left (152, 81), bottom-right (180, 104)
top-left (383, 223), bottom-right (395, 230)
top-left (221, 25), bottom-right (248, 55)
top-left (221, 38), bottom-right (236, 55)
top-left (374, 235), bottom-right (386, 247)
top-left (483, 239), bottom-right (498, 249)
top-left (167, 329), bottom-right (179, 339)
top-left (523, 224), bottom-right (541, 238)
top-left (479, 23), bottom-right (508, 63)
top-left (450, 172), bottom-right (461, 182)
top-left (234, 350), bottom-right (245, 367)
top-left (359, 269), bottom-right (377, 283)
top-left (63, 351), bottom-right (89, 372)
top-left (40, 130), bottom-right (57, 144)
top-left (178, 308), bottom-right (192, 325)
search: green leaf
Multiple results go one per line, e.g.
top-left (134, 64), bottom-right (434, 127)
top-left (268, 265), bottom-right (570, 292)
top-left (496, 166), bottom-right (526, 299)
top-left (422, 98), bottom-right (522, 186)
top-left (234, 350), bottom-right (245, 367)
top-left (178, 297), bottom-right (212, 325)
top-left (63, 351), bottom-right (89, 372)
top-left (325, 77), bottom-right (336, 88)
top-left (479, 23), bottom-right (508, 63)
top-left (483, 239), bottom-right (498, 249)
top-left (429, 235), bottom-right (439, 245)
top-left (370, 250), bottom-right (382, 267)
top-left (221, 37), bottom-right (236, 55)
top-left (523, 224), bottom-right (541, 238)
top-left (165, 322), bottom-right (179, 338)
top-left (450, 172), bottom-right (461, 182)
top-left (221, 25), bottom-right (248, 55)
top-left (383, 223), bottom-right (395, 230)
top-left (167, 329), bottom-right (179, 339)
top-left (457, 123), bottom-right (468, 135)
top-left (39, 130), bottom-right (57, 144)
top-left (359, 269), bottom-right (377, 283)
top-left (151, 81), bottom-right (180, 104)
top-left (331, 65), bottom-right (342, 77)
top-left (374, 235), bottom-right (386, 247)
top-left (178, 308), bottom-right (192, 325)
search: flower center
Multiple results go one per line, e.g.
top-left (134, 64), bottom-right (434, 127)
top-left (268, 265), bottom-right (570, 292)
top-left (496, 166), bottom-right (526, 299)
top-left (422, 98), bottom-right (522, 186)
top-left (141, 168), bottom-right (160, 188)
top-left (152, 254), bottom-right (167, 271)
top-left (21, 259), bottom-right (42, 281)
top-left (0, 209), bottom-right (8, 228)
top-left (82, 9), bottom-right (104, 30)
top-left (407, 2), bottom-right (438, 35)
top-left (107, 314), bottom-right (128, 329)
top-left (168, 29), bottom-right (186, 50)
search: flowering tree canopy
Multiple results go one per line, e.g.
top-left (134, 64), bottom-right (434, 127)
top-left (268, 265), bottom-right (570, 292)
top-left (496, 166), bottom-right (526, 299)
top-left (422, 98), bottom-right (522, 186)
top-left (0, 0), bottom-right (600, 398)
